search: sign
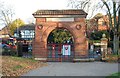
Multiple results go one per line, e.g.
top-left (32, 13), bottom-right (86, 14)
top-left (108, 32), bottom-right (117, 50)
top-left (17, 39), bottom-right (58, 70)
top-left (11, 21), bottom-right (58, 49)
top-left (46, 18), bottom-right (74, 22)
top-left (62, 45), bottom-right (71, 55)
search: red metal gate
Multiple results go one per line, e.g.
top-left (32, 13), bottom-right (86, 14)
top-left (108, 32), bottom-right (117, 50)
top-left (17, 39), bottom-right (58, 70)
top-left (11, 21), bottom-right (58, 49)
top-left (47, 43), bottom-right (74, 62)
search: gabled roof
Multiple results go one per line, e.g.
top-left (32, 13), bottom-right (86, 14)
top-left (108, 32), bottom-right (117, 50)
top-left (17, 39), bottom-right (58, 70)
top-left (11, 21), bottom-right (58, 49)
top-left (14, 23), bottom-right (35, 33)
top-left (18, 23), bottom-right (35, 30)
top-left (33, 9), bottom-right (87, 18)
top-left (0, 26), bottom-right (9, 35)
top-left (33, 9), bottom-right (87, 15)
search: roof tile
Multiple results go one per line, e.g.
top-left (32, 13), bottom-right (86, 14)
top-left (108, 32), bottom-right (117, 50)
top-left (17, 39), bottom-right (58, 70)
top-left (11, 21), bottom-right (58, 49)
top-left (33, 9), bottom-right (87, 15)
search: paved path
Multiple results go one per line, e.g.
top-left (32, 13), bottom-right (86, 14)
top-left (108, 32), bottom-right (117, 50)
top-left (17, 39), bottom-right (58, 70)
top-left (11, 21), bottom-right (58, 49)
top-left (23, 62), bottom-right (119, 76)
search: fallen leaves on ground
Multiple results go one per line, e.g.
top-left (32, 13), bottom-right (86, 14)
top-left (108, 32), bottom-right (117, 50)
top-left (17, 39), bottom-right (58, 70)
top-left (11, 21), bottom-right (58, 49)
top-left (1, 56), bottom-right (47, 76)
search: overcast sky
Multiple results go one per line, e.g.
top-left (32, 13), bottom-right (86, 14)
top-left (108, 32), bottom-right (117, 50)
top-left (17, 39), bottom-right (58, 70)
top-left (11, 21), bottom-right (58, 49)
top-left (0, 0), bottom-right (106, 30)
top-left (0, 0), bottom-right (68, 29)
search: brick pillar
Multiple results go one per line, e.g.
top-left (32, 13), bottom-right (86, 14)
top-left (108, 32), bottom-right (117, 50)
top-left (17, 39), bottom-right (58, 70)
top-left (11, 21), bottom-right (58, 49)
top-left (74, 37), bottom-right (88, 59)
top-left (101, 34), bottom-right (108, 60)
top-left (33, 25), bottom-right (47, 61)
top-left (33, 41), bottom-right (47, 61)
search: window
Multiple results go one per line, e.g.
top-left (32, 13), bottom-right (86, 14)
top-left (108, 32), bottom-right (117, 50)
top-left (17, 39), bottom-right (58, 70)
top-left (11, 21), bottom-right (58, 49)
top-left (20, 30), bottom-right (35, 39)
top-left (102, 22), bottom-right (107, 26)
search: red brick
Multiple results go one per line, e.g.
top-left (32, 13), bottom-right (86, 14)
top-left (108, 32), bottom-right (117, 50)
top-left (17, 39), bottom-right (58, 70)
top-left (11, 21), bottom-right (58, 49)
top-left (33, 15), bottom-right (88, 61)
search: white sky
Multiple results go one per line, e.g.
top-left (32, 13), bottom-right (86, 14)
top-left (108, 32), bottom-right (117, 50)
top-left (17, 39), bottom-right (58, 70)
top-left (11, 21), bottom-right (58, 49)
top-left (0, 0), bottom-right (106, 29)
top-left (0, 0), bottom-right (71, 29)
top-left (13, 0), bottom-right (70, 19)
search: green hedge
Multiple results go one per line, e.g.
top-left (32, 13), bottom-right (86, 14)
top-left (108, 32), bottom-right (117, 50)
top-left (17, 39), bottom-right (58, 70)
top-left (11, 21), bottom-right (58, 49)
top-left (89, 40), bottom-right (101, 43)
top-left (2, 47), bottom-right (17, 56)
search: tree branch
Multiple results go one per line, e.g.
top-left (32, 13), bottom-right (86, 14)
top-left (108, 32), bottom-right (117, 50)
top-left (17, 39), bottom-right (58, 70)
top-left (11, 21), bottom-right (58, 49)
top-left (102, 0), bottom-right (113, 29)
top-left (116, 5), bottom-right (120, 12)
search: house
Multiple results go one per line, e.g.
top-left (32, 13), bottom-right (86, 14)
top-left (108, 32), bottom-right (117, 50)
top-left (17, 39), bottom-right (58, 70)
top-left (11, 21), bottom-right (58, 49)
top-left (98, 15), bottom-right (109, 31)
top-left (14, 23), bottom-right (35, 41)
top-left (97, 15), bottom-right (118, 31)
top-left (86, 14), bottom-right (112, 38)
top-left (0, 26), bottom-right (10, 38)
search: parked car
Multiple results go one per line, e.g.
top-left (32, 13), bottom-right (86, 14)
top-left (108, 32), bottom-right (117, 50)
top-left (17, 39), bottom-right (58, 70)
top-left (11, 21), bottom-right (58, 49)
top-left (93, 50), bottom-right (101, 61)
top-left (2, 43), bottom-right (10, 48)
top-left (28, 45), bottom-right (32, 52)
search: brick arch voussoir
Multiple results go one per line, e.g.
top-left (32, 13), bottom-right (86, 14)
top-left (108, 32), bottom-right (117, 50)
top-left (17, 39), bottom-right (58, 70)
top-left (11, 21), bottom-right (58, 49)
top-left (41, 25), bottom-right (57, 43)
top-left (42, 25), bottom-right (76, 45)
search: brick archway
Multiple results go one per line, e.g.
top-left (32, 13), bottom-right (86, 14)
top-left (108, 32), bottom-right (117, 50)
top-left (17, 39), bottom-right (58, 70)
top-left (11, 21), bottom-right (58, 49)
top-left (32, 10), bottom-right (88, 61)
top-left (42, 23), bottom-right (75, 46)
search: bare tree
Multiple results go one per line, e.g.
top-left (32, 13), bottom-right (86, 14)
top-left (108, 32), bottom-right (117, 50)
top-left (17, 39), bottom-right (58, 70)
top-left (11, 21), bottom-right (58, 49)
top-left (68, 0), bottom-right (120, 54)
top-left (0, 1), bottom-right (15, 36)
top-left (100, 0), bottom-right (120, 54)
top-left (67, 0), bottom-right (98, 18)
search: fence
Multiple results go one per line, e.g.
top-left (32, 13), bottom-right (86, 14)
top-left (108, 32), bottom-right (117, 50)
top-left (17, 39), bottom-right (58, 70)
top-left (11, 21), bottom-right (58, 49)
top-left (17, 41), bottom-right (32, 57)
top-left (47, 43), bottom-right (74, 62)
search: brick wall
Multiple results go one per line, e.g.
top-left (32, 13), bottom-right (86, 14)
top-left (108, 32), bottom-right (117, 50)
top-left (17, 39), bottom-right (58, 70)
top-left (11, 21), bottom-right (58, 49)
top-left (33, 17), bottom-right (88, 61)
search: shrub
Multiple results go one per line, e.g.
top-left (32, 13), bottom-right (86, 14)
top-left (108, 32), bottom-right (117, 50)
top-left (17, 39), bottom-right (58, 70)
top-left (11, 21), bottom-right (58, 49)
top-left (90, 30), bottom-right (109, 40)
top-left (106, 54), bottom-right (119, 62)
top-left (2, 47), bottom-right (17, 56)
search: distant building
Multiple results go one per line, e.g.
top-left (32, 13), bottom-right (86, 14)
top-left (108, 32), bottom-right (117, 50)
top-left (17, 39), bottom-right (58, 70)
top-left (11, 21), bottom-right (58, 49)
top-left (86, 14), bottom-right (115, 38)
top-left (0, 26), bottom-right (10, 38)
top-left (14, 23), bottom-right (35, 41)
top-left (97, 15), bottom-right (118, 31)
top-left (98, 15), bottom-right (109, 31)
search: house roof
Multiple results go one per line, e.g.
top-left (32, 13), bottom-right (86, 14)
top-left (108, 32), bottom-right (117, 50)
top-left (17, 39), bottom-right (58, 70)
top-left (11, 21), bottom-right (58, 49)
top-left (33, 9), bottom-right (87, 17)
top-left (14, 23), bottom-right (35, 32)
top-left (0, 26), bottom-right (9, 35)
top-left (19, 23), bottom-right (35, 30)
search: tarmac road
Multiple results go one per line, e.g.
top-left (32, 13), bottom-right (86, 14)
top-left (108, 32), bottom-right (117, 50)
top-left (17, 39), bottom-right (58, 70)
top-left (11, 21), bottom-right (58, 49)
top-left (23, 62), bottom-right (119, 76)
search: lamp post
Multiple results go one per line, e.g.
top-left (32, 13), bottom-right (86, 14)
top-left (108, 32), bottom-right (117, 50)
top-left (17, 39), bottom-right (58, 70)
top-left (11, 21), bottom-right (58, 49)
top-left (117, 3), bottom-right (120, 55)
top-left (16, 19), bottom-right (19, 38)
top-left (16, 19), bottom-right (19, 56)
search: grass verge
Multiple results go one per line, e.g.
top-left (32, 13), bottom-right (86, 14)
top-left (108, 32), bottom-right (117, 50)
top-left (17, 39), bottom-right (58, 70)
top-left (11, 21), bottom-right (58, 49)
top-left (106, 72), bottom-right (120, 78)
top-left (1, 56), bottom-right (47, 76)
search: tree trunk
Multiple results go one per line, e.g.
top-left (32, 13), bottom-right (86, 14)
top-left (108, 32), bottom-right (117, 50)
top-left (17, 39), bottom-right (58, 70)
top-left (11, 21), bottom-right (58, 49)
top-left (113, 33), bottom-right (119, 54)
top-left (117, 4), bottom-right (120, 55)
top-left (113, 2), bottom-right (118, 54)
